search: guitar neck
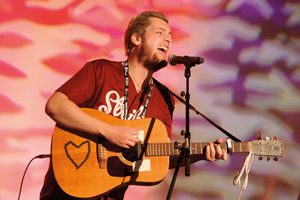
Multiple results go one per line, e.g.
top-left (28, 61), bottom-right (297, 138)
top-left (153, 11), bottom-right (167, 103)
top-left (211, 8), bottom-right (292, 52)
top-left (145, 142), bottom-right (250, 156)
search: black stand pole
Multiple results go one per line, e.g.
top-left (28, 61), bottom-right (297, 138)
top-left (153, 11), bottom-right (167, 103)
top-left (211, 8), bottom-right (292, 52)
top-left (166, 142), bottom-right (184, 199)
top-left (166, 56), bottom-right (197, 200)
top-left (183, 59), bottom-right (192, 177)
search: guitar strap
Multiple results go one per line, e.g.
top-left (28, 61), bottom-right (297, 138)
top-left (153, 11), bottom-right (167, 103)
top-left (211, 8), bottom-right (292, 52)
top-left (123, 60), bottom-right (153, 120)
top-left (152, 78), bottom-right (242, 143)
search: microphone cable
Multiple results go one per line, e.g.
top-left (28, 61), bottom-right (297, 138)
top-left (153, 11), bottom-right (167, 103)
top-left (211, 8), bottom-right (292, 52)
top-left (17, 154), bottom-right (51, 200)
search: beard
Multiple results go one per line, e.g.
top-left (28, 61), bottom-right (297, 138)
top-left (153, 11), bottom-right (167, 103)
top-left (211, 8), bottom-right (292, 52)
top-left (137, 37), bottom-right (168, 72)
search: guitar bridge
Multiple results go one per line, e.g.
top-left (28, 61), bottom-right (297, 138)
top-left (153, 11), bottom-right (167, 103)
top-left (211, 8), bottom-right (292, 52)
top-left (97, 137), bottom-right (107, 169)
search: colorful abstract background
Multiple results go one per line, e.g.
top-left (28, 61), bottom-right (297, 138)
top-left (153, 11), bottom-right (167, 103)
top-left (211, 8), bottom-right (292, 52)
top-left (1, 0), bottom-right (300, 199)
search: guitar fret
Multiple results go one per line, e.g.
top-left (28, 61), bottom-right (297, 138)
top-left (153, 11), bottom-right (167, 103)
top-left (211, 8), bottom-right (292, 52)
top-left (231, 142), bottom-right (250, 153)
top-left (193, 143), bottom-right (195, 154)
top-left (152, 143), bottom-right (154, 156)
top-left (151, 144), bottom-right (153, 156)
top-left (192, 143), bottom-right (195, 154)
top-left (167, 143), bottom-right (169, 156)
top-left (158, 143), bottom-right (160, 156)
top-left (201, 143), bottom-right (204, 154)
top-left (146, 144), bottom-right (149, 156)
top-left (199, 143), bottom-right (203, 154)
top-left (193, 143), bottom-right (202, 155)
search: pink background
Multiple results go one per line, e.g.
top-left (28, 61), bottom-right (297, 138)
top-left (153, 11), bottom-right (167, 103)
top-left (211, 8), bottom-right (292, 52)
top-left (1, 0), bottom-right (299, 199)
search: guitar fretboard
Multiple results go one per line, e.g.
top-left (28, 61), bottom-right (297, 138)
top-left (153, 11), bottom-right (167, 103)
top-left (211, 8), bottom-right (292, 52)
top-left (145, 142), bottom-right (250, 156)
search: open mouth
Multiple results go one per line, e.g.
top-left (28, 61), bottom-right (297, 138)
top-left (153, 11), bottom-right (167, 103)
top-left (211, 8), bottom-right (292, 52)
top-left (157, 46), bottom-right (168, 55)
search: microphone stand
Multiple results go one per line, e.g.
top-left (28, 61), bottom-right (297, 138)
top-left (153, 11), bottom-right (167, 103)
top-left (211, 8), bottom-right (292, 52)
top-left (166, 56), bottom-right (197, 200)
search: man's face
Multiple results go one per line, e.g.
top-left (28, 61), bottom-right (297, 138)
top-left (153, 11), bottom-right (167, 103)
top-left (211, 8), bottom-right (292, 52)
top-left (137, 17), bottom-right (172, 72)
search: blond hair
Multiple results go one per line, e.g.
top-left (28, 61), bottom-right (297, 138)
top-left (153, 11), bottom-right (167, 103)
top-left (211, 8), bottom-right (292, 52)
top-left (124, 11), bottom-right (168, 56)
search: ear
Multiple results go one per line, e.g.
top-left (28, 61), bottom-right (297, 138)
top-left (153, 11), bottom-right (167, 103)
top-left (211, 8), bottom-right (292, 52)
top-left (131, 34), bottom-right (141, 46)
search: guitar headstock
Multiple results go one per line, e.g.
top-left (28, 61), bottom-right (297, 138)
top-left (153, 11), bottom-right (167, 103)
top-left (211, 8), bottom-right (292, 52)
top-left (250, 139), bottom-right (284, 161)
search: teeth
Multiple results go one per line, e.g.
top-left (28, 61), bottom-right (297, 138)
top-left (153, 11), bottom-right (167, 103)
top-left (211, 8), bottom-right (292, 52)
top-left (158, 46), bottom-right (168, 51)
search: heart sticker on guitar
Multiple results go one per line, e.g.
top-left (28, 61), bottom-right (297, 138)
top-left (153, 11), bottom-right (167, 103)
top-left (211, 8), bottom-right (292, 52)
top-left (64, 140), bottom-right (91, 169)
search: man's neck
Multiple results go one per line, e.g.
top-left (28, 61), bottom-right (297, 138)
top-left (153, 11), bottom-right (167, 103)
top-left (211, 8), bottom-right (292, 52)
top-left (127, 57), bottom-right (153, 92)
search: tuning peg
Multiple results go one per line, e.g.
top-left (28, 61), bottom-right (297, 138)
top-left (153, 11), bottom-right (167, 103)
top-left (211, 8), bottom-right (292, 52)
top-left (265, 136), bottom-right (270, 140)
top-left (273, 157), bottom-right (278, 162)
top-left (258, 156), bottom-right (262, 161)
top-left (266, 156), bottom-right (270, 161)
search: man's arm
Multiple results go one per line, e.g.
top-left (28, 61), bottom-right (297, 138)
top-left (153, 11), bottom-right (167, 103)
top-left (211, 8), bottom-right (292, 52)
top-left (45, 91), bottom-right (140, 148)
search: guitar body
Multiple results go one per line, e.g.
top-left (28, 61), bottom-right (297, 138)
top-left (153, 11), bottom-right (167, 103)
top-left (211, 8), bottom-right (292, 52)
top-left (52, 108), bottom-right (170, 198)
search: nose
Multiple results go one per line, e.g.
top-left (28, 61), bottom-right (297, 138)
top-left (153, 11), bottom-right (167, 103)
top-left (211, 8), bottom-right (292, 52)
top-left (165, 34), bottom-right (172, 44)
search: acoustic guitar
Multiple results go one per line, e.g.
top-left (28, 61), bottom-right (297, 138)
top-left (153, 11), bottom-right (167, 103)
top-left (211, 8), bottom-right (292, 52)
top-left (52, 108), bottom-right (284, 198)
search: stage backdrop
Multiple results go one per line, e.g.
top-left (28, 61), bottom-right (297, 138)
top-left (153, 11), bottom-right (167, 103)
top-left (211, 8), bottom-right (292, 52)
top-left (1, 0), bottom-right (299, 199)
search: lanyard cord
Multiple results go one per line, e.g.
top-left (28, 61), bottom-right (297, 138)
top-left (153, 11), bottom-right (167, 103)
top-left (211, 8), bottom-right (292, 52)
top-left (123, 60), bottom-right (153, 120)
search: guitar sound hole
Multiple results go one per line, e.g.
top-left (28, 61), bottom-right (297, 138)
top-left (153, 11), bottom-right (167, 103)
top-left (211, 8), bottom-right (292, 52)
top-left (122, 144), bottom-right (144, 162)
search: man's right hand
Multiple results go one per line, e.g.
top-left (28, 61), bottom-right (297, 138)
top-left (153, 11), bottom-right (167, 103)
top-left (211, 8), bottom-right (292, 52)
top-left (102, 125), bottom-right (140, 149)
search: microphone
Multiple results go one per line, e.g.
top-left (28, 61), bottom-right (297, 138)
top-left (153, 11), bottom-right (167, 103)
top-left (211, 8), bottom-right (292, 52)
top-left (169, 54), bottom-right (204, 66)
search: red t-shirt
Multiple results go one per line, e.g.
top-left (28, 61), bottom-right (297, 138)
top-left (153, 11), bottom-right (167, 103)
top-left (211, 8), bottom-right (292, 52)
top-left (40, 59), bottom-right (174, 200)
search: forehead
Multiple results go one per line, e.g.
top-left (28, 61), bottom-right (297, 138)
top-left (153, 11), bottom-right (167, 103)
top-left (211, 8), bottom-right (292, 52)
top-left (147, 17), bottom-right (172, 34)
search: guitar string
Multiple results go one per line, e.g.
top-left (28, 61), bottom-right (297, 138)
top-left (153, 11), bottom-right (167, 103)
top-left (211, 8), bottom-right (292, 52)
top-left (120, 143), bottom-right (212, 155)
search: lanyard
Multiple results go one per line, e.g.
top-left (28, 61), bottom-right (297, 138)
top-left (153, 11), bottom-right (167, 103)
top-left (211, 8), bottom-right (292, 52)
top-left (123, 60), bottom-right (153, 120)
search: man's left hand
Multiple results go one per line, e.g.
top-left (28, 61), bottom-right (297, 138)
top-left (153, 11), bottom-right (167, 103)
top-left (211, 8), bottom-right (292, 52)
top-left (205, 138), bottom-right (228, 162)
